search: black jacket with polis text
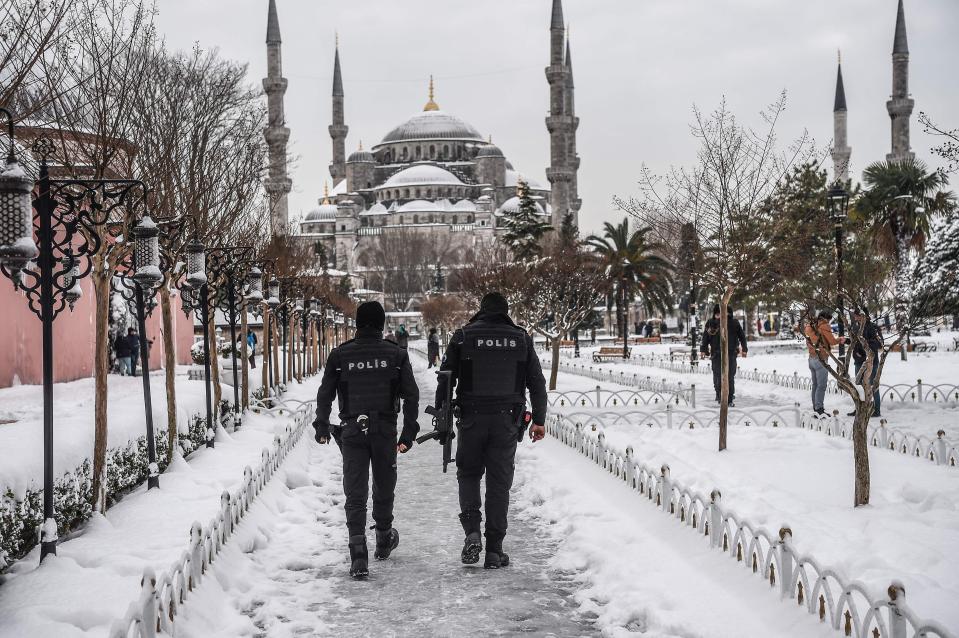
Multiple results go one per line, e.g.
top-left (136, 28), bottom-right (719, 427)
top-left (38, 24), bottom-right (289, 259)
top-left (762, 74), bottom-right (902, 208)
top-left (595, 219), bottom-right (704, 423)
top-left (437, 312), bottom-right (547, 425)
top-left (313, 328), bottom-right (420, 445)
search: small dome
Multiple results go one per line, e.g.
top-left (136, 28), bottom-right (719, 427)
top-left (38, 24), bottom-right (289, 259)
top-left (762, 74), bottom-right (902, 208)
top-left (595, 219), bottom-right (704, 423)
top-left (361, 202), bottom-right (388, 216)
top-left (495, 195), bottom-right (548, 217)
top-left (304, 203), bottom-right (338, 222)
top-left (398, 199), bottom-right (441, 213)
top-left (348, 149), bottom-right (375, 163)
top-left (453, 199), bottom-right (477, 211)
top-left (381, 163), bottom-right (464, 188)
top-left (475, 144), bottom-right (504, 158)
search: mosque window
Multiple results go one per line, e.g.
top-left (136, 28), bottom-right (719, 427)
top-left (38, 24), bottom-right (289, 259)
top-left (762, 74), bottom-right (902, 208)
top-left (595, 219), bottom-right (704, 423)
top-left (401, 147), bottom-right (408, 160)
top-left (429, 145), bottom-right (435, 158)
top-left (415, 188), bottom-right (421, 198)
top-left (468, 214), bottom-right (474, 223)
top-left (452, 215), bottom-right (458, 224)
top-left (404, 188), bottom-right (410, 198)
top-left (426, 188), bottom-right (432, 198)
top-left (443, 144), bottom-right (449, 158)
top-left (415, 146), bottom-right (421, 159)
top-left (413, 214), bottom-right (419, 224)
top-left (340, 224), bottom-right (345, 231)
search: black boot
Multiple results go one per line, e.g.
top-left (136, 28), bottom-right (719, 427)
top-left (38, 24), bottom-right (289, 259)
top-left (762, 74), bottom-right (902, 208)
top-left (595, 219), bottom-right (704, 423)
top-left (461, 531), bottom-right (482, 564)
top-left (374, 527), bottom-right (399, 560)
top-left (348, 534), bottom-right (369, 579)
top-left (484, 539), bottom-right (510, 569)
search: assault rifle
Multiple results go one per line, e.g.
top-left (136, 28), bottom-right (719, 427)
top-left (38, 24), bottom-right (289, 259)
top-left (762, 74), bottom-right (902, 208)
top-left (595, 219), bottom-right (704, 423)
top-left (416, 370), bottom-right (455, 472)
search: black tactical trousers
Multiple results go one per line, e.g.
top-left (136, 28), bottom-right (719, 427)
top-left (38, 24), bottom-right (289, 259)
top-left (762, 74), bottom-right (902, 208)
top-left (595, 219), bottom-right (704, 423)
top-left (711, 354), bottom-right (738, 401)
top-left (339, 425), bottom-right (397, 537)
top-left (455, 411), bottom-right (520, 551)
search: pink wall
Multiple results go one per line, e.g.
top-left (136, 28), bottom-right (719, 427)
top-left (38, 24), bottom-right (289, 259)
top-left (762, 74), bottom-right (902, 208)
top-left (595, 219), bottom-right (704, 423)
top-left (0, 279), bottom-right (194, 388)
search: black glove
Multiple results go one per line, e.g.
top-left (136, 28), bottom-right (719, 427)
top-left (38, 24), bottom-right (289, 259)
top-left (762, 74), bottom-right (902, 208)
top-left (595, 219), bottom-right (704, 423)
top-left (399, 423), bottom-right (419, 451)
top-left (314, 423), bottom-right (331, 444)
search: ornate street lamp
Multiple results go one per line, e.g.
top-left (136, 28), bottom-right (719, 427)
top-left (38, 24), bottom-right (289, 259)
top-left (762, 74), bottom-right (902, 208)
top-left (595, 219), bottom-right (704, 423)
top-left (827, 182), bottom-right (850, 366)
top-left (0, 119), bottom-right (148, 562)
top-left (245, 266), bottom-right (263, 304)
top-left (115, 214), bottom-right (166, 489)
top-left (183, 239), bottom-right (215, 448)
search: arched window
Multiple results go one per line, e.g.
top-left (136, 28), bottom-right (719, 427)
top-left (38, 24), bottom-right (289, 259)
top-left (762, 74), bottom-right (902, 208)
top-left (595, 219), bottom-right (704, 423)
top-left (415, 146), bottom-right (421, 159)
top-left (443, 144), bottom-right (449, 158)
top-left (468, 214), bottom-right (474, 223)
top-left (413, 214), bottom-right (419, 224)
top-left (401, 147), bottom-right (408, 160)
top-left (429, 145), bottom-right (435, 158)
top-left (415, 188), bottom-right (421, 198)
top-left (426, 188), bottom-right (432, 198)
top-left (404, 188), bottom-right (410, 198)
top-left (452, 215), bottom-right (458, 224)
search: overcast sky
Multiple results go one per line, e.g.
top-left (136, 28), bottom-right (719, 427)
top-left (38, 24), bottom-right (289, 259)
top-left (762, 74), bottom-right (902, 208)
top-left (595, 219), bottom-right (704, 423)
top-left (154, 0), bottom-right (958, 235)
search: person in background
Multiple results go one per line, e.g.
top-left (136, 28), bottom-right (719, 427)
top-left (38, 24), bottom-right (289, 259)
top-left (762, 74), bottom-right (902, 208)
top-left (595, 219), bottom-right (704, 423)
top-left (848, 307), bottom-right (882, 418)
top-left (247, 328), bottom-right (258, 369)
top-left (700, 304), bottom-right (748, 406)
top-left (804, 310), bottom-right (844, 415)
top-left (427, 327), bottom-right (440, 368)
top-left (114, 330), bottom-right (132, 375)
top-left (643, 322), bottom-right (654, 338)
top-left (126, 328), bottom-right (141, 376)
top-left (395, 324), bottom-right (410, 349)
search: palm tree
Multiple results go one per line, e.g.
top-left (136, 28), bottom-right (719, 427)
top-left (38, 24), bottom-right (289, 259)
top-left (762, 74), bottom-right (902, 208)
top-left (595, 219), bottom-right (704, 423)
top-left (586, 219), bottom-right (673, 357)
top-left (856, 158), bottom-right (955, 358)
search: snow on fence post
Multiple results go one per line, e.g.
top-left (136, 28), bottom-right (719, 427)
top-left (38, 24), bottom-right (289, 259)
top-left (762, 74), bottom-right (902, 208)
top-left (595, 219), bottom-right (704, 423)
top-left (189, 522), bottom-right (203, 587)
top-left (666, 403), bottom-right (673, 429)
top-left (792, 403), bottom-right (801, 429)
top-left (778, 526), bottom-right (793, 600)
top-left (595, 385), bottom-right (601, 407)
top-left (625, 446), bottom-right (635, 487)
top-left (935, 430), bottom-right (947, 466)
top-left (793, 371), bottom-right (799, 389)
top-left (879, 420), bottom-right (890, 450)
top-left (660, 464), bottom-right (671, 513)
top-left (916, 378), bottom-right (923, 403)
top-left (709, 489), bottom-right (722, 548)
top-left (887, 581), bottom-right (907, 638)
top-left (138, 567), bottom-right (158, 638)
top-left (220, 491), bottom-right (232, 539)
top-left (690, 384), bottom-right (696, 409)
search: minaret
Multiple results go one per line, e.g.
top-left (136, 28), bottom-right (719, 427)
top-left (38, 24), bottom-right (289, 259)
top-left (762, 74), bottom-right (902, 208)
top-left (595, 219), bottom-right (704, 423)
top-left (565, 31), bottom-right (581, 221)
top-left (545, 0), bottom-right (573, 227)
top-left (831, 53), bottom-right (851, 182)
top-left (262, 0), bottom-right (291, 236)
top-left (329, 36), bottom-right (348, 185)
top-left (886, 0), bottom-right (914, 162)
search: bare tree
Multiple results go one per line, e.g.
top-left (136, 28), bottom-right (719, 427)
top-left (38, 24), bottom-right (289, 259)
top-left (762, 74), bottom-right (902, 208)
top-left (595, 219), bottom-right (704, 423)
top-left (919, 111), bottom-right (959, 177)
top-left (619, 94), bottom-right (816, 451)
top-left (420, 294), bottom-right (470, 344)
top-left (358, 227), bottom-right (454, 311)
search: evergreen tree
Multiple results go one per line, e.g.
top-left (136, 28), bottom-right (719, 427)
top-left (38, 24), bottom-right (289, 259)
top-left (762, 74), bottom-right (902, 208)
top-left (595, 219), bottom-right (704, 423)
top-left (914, 213), bottom-right (959, 316)
top-left (500, 179), bottom-right (553, 260)
top-left (559, 212), bottom-right (578, 249)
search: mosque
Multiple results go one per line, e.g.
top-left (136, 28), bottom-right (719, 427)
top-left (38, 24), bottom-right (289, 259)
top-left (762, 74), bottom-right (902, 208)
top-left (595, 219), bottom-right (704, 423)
top-left (260, 0), bottom-right (581, 274)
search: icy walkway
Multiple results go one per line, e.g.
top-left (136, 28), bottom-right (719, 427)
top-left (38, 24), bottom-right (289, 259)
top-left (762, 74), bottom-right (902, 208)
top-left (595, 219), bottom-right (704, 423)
top-left (179, 361), bottom-right (595, 637)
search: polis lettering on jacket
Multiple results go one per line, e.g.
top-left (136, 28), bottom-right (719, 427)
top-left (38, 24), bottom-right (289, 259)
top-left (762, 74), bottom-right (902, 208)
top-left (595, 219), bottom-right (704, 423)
top-left (347, 359), bottom-right (389, 371)
top-left (474, 336), bottom-right (519, 350)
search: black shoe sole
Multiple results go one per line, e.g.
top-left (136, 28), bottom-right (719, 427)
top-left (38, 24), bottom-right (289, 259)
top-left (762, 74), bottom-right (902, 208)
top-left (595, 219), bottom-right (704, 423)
top-left (462, 541), bottom-right (482, 564)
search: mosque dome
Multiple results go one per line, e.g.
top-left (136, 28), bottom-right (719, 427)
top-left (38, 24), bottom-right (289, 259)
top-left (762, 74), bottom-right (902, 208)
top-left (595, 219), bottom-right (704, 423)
top-left (381, 163), bottom-right (464, 188)
top-left (348, 146), bottom-right (375, 163)
top-left (304, 203), bottom-right (338, 222)
top-left (475, 144), bottom-right (504, 158)
top-left (380, 110), bottom-right (483, 144)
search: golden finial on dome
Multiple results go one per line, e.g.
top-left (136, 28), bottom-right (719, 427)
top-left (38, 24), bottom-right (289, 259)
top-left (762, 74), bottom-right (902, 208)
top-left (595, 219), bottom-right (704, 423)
top-left (488, 134), bottom-right (492, 143)
top-left (358, 140), bottom-right (363, 151)
top-left (423, 75), bottom-right (440, 111)
top-left (322, 181), bottom-right (330, 205)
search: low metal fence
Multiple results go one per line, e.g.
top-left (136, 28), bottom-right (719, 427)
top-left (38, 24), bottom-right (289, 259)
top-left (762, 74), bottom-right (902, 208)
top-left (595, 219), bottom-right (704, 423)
top-left (547, 384), bottom-right (693, 408)
top-left (546, 414), bottom-right (955, 638)
top-left (108, 400), bottom-right (314, 638)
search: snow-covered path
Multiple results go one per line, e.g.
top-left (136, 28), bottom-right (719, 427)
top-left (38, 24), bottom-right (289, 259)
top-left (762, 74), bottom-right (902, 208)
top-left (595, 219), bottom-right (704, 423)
top-left (179, 356), bottom-right (595, 637)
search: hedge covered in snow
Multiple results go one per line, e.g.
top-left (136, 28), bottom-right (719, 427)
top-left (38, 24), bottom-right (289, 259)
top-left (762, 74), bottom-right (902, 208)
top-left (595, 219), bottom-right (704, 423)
top-left (0, 411), bottom-right (209, 570)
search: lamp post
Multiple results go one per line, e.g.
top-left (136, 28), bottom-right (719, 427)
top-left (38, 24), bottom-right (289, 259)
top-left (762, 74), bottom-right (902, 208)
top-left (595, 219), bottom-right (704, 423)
top-left (114, 214), bottom-right (166, 489)
top-left (206, 246), bottom-right (255, 426)
top-left (183, 238), bottom-right (216, 448)
top-left (265, 276), bottom-right (281, 400)
top-left (826, 182), bottom-right (850, 369)
top-left (0, 122), bottom-right (148, 562)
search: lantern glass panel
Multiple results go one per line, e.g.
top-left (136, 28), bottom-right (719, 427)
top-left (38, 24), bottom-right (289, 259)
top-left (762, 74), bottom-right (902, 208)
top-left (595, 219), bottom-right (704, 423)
top-left (0, 158), bottom-right (39, 267)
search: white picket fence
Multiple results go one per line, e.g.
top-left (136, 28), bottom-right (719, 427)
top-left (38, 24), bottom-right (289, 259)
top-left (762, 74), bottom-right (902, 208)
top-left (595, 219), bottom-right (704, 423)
top-left (557, 356), bottom-right (959, 404)
top-left (800, 411), bottom-right (958, 469)
top-left (546, 414), bottom-right (956, 638)
top-left (547, 384), bottom-right (693, 408)
top-left (546, 358), bottom-right (697, 406)
top-left (556, 405), bottom-right (800, 430)
top-left (108, 397), bottom-right (314, 638)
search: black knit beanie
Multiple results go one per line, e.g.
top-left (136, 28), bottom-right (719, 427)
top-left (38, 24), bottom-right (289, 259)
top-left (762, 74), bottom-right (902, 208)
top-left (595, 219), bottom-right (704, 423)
top-left (355, 301), bottom-right (386, 330)
top-left (480, 292), bottom-right (509, 315)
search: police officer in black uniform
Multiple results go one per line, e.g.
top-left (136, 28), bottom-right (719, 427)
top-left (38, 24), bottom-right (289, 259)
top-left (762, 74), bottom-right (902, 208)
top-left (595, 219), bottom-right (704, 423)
top-left (437, 292), bottom-right (547, 569)
top-left (313, 301), bottom-right (420, 578)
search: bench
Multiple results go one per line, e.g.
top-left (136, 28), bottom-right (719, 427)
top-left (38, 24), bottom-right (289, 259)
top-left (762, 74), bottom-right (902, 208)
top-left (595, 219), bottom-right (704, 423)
top-left (669, 346), bottom-right (691, 361)
top-left (593, 346), bottom-right (630, 362)
top-left (913, 342), bottom-right (938, 353)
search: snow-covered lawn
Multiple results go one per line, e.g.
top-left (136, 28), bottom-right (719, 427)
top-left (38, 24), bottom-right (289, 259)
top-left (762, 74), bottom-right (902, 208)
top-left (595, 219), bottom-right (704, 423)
top-left (561, 414), bottom-right (959, 629)
top-left (0, 377), bottom-right (319, 638)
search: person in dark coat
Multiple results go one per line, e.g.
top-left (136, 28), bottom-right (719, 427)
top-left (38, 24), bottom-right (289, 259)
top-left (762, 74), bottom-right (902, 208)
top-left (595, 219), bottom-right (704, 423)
top-left (427, 327), bottom-right (440, 368)
top-left (247, 328), bottom-right (258, 369)
top-left (126, 328), bottom-right (141, 375)
top-left (395, 324), bottom-right (409, 349)
top-left (700, 304), bottom-right (748, 405)
top-left (114, 331), bottom-right (132, 375)
top-left (312, 301), bottom-right (420, 578)
top-left (437, 292), bottom-right (548, 569)
top-left (848, 307), bottom-right (883, 417)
